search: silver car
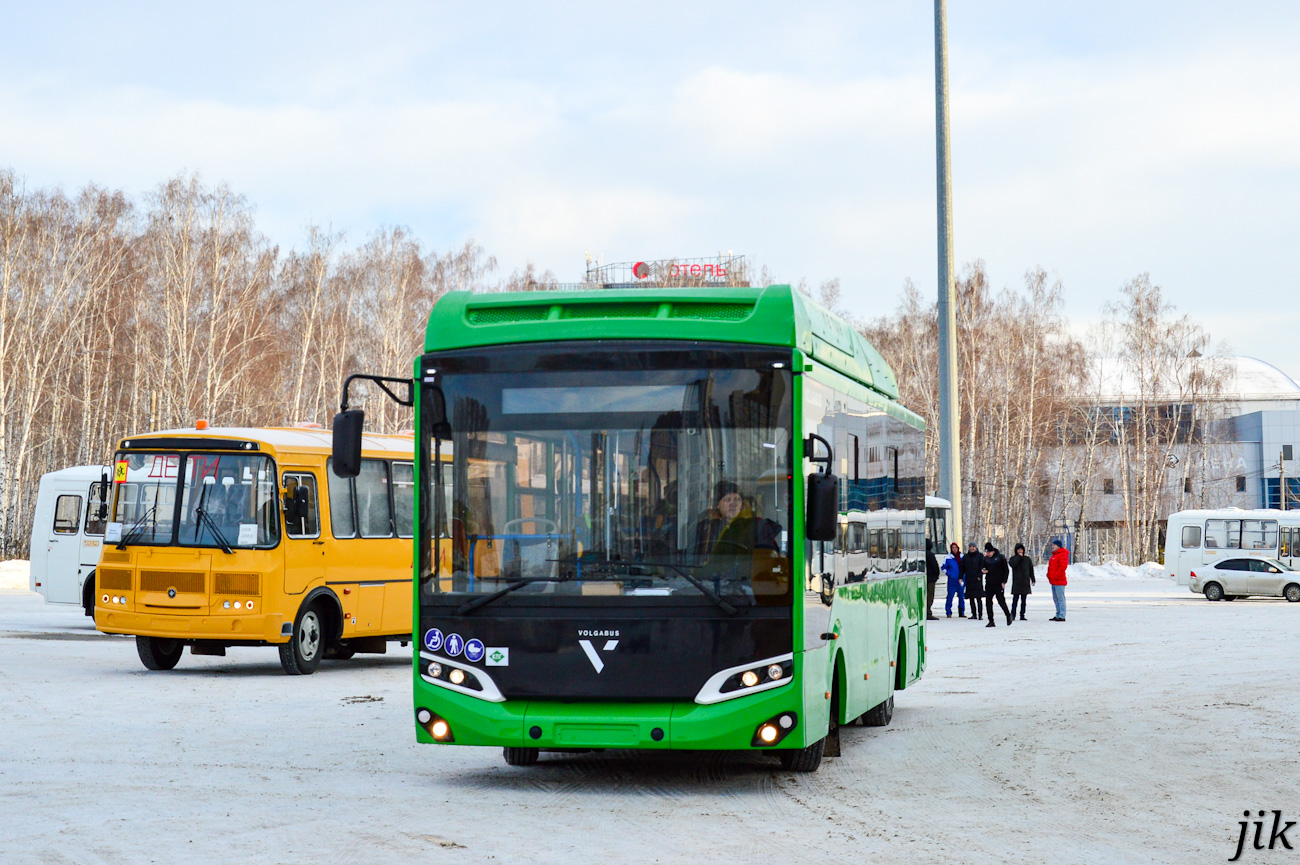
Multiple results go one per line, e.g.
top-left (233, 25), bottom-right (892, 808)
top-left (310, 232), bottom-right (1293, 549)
top-left (1189, 557), bottom-right (1300, 602)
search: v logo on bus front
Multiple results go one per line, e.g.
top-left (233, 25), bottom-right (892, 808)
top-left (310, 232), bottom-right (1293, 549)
top-left (578, 639), bottom-right (619, 673)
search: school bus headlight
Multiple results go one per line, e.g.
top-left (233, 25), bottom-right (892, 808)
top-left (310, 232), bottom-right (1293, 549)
top-left (112, 596), bottom-right (120, 604)
top-left (741, 670), bottom-right (759, 688)
top-left (223, 601), bottom-right (231, 609)
top-left (234, 601), bottom-right (242, 610)
top-left (449, 668), bottom-right (466, 685)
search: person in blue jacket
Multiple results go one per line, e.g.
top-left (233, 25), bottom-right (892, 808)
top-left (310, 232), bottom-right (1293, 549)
top-left (942, 541), bottom-right (965, 617)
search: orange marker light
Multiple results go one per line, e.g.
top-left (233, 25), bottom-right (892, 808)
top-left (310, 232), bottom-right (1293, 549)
top-left (196, 419), bottom-right (209, 430)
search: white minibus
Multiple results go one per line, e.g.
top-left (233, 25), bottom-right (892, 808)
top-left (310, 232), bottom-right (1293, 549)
top-left (29, 466), bottom-right (111, 614)
top-left (1165, 508), bottom-right (1300, 585)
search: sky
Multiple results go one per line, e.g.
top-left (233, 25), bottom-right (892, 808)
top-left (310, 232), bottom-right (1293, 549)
top-left (2, 1), bottom-right (1298, 374)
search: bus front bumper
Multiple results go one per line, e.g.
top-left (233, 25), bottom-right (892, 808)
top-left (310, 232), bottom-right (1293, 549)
top-left (95, 608), bottom-right (287, 643)
top-left (413, 678), bottom-right (809, 751)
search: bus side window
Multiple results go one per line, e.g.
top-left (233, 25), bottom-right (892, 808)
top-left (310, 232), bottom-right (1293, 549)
top-left (85, 482), bottom-right (108, 536)
top-left (283, 473), bottom-right (320, 539)
top-left (327, 458), bottom-right (357, 539)
top-left (53, 495), bottom-right (82, 534)
top-left (357, 459), bottom-right (394, 538)
top-left (1204, 519), bottom-right (1226, 549)
top-left (392, 462), bottom-right (415, 539)
top-left (1282, 528), bottom-right (1292, 558)
top-left (1181, 525), bottom-right (1201, 548)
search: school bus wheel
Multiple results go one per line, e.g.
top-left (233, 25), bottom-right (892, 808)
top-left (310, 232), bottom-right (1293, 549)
top-left (136, 636), bottom-right (184, 671)
top-left (279, 602), bottom-right (325, 675)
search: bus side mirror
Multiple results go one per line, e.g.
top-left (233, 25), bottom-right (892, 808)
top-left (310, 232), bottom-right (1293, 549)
top-left (806, 472), bottom-right (838, 541)
top-left (98, 471), bottom-right (110, 520)
top-left (332, 409), bottom-right (364, 478)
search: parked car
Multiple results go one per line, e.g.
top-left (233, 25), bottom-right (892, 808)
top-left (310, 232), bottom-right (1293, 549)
top-left (1189, 557), bottom-right (1300, 602)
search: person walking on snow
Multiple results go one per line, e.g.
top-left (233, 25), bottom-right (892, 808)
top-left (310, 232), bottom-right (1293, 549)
top-left (961, 543), bottom-right (985, 621)
top-left (1008, 543), bottom-right (1035, 621)
top-left (1047, 538), bottom-right (1070, 621)
top-left (925, 541), bottom-right (941, 620)
top-left (982, 542), bottom-right (1012, 627)
top-left (943, 541), bottom-right (965, 617)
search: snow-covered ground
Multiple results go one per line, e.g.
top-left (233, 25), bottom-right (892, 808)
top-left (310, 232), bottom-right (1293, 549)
top-left (1, 579), bottom-right (1297, 865)
top-left (0, 559), bottom-right (30, 592)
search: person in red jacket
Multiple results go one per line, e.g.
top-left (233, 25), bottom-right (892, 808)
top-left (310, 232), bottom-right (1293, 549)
top-left (1046, 538), bottom-right (1070, 621)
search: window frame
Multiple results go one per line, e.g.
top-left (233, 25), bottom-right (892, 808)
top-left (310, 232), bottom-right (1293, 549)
top-left (281, 471), bottom-right (321, 540)
top-left (1180, 525), bottom-right (1201, 549)
top-left (53, 494), bottom-right (83, 535)
top-left (84, 481), bottom-right (109, 536)
top-left (327, 457), bottom-right (399, 540)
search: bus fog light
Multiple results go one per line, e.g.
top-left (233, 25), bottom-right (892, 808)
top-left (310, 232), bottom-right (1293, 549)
top-left (234, 601), bottom-right (242, 610)
top-left (752, 712), bottom-right (797, 746)
top-left (112, 596), bottom-right (119, 604)
top-left (428, 662), bottom-right (442, 678)
top-left (767, 664), bottom-right (784, 680)
top-left (741, 670), bottom-right (759, 687)
top-left (779, 714), bottom-right (794, 729)
top-left (416, 708), bottom-right (432, 725)
top-left (223, 601), bottom-right (231, 609)
top-left (449, 669), bottom-right (466, 685)
top-left (431, 720), bottom-right (450, 739)
top-left (758, 724), bottom-right (778, 743)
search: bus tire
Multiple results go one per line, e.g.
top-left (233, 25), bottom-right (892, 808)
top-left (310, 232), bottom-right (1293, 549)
top-left (279, 603), bottom-right (325, 675)
top-left (82, 573), bottom-right (96, 618)
top-left (1285, 584), bottom-right (1300, 603)
top-left (778, 737), bottom-right (824, 772)
top-left (1203, 582), bottom-right (1225, 602)
top-left (503, 747), bottom-right (539, 766)
top-left (136, 636), bottom-right (183, 671)
top-left (862, 694), bottom-right (894, 727)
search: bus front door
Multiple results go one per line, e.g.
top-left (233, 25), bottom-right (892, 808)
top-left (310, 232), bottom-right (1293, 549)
top-left (282, 470), bottom-right (325, 596)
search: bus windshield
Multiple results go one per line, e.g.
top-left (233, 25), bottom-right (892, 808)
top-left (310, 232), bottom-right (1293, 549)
top-left (422, 343), bottom-right (794, 607)
top-left (110, 451), bottom-right (279, 549)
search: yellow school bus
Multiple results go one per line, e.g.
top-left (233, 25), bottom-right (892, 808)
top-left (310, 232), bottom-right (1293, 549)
top-left (94, 425), bottom-right (438, 674)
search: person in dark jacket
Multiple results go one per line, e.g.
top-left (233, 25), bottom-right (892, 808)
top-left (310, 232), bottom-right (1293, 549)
top-left (982, 542), bottom-right (1012, 627)
top-left (942, 541), bottom-right (964, 617)
top-left (925, 540), bottom-right (941, 620)
top-left (1008, 543), bottom-right (1035, 621)
top-left (961, 544), bottom-right (985, 620)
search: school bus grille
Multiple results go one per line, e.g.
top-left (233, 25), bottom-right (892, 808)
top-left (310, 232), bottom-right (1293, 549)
top-left (100, 550), bottom-right (131, 564)
top-left (139, 570), bottom-right (205, 594)
top-left (98, 568), bottom-right (132, 590)
top-left (214, 573), bottom-right (260, 596)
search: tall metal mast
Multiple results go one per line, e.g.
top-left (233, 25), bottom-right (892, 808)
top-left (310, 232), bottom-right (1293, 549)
top-left (935, 0), bottom-right (963, 544)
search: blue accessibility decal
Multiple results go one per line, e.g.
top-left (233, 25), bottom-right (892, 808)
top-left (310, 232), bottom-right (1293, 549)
top-left (423, 628), bottom-right (444, 652)
top-left (464, 639), bottom-right (485, 663)
top-left (444, 633), bottom-right (464, 658)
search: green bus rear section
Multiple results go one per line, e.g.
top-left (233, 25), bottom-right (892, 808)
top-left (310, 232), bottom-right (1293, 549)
top-left (413, 284), bottom-right (926, 752)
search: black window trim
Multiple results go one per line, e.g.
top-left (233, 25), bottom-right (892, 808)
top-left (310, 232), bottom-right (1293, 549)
top-left (52, 494), bottom-right (83, 535)
top-left (281, 470), bottom-right (321, 540)
top-left (328, 456), bottom-right (402, 541)
top-left (84, 481), bottom-right (109, 536)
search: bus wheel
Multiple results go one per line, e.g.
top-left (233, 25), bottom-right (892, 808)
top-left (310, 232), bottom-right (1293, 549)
top-left (862, 694), bottom-right (894, 727)
top-left (1203, 582), bottom-right (1224, 602)
top-left (136, 636), bottom-right (183, 671)
top-left (503, 747), bottom-right (539, 767)
top-left (279, 604), bottom-right (325, 675)
top-left (1285, 584), bottom-right (1300, 603)
top-left (778, 737), bottom-right (824, 772)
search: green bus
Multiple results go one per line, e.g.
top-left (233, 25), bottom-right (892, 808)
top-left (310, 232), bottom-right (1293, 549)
top-left (333, 283), bottom-right (927, 771)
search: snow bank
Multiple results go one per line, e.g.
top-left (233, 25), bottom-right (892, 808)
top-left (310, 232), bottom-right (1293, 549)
top-left (0, 559), bottom-right (31, 592)
top-left (1067, 560), bottom-right (1169, 581)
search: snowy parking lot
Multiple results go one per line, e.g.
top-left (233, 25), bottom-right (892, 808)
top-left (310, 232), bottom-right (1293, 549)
top-left (2, 574), bottom-right (1298, 865)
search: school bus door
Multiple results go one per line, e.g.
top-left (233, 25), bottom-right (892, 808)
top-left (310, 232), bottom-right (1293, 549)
top-left (281, 470), bottom-right (325, 595)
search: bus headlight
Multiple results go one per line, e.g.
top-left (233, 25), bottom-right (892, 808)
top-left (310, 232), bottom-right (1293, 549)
top-left (449, 668), bottom-right (466, 685)
top-left (767, 664), bottom-right (784, 680)
top-left (223, 601), bottom-right (231, 609)
top-left (741, 670), bottom-right (759, 687)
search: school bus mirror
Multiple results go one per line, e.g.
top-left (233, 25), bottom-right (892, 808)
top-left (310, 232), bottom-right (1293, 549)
top-left (806, 472), bottom-right (838, 541)
top-left (332, 409), bottom-right (365, 478)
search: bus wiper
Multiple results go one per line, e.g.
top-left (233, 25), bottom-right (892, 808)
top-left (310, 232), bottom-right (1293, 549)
top-left (116, 504), bottom-right (158, 550)
top-left (455, 575), bottom-right (574, 616)
top-left (588, 560), bottom-right (740, 615)
top-left (193, 507), bottom-right (234, 554)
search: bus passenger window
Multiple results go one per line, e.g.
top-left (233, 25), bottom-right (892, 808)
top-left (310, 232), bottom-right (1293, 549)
top-left (1282, 528), bottom-right (1292, 558)
top-left (327, 459), bottom-right (357, 539)
top-left (53, 495), bottom-right (82, 534)
top-left (1181, 525), bottom-right (1201, 548)
top-left (357, 460), bottom-right (394, 538)
top-left (393, 462), bottom-right (415, 539)
top-left (1242, 519), bottom-right (1277, 551)
top-left (282, 473), bottom-right (319, 538)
